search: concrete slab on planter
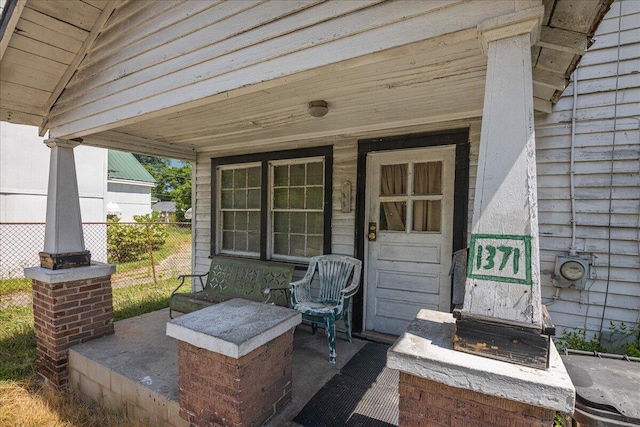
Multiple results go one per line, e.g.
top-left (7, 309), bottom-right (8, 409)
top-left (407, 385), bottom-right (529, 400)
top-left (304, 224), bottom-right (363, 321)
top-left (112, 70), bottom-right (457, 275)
top-left (387, 309), bottom-right (575, 413)
top-left (24, 262), bottom-right (115, 283)
top-left (166, 298), bottom-right (301, 359)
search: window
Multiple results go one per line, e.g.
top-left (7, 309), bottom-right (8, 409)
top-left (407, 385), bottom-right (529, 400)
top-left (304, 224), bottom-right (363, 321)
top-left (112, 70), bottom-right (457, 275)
top-left (272, 159), bottom-right (324, 258)
top-left (212, 147), bottom-right (332, 262)
top-left (378, 161), bottom-right (443, 233)
top-left (219, 164), bottom-right (261, 256)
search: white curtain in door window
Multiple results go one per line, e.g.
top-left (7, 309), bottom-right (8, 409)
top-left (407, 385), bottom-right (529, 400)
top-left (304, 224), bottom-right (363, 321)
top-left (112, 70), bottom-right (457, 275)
top-left (380, 164), bottom-right (407, 231)
top-left (413, 162), bottom-right (442, 232)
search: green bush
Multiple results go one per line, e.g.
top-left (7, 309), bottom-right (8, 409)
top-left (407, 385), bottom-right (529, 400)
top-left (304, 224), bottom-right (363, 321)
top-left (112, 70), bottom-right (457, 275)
top-left (553, 328), bottom-right (605, 353)
top-left (107, 218), bottom-right (146, 263)
top-left (554, 322), bottom-right (640, 356)
top-left (107, 212), bottom-right (169, 263)
top-left (133, 211), bottom-right (168, 249)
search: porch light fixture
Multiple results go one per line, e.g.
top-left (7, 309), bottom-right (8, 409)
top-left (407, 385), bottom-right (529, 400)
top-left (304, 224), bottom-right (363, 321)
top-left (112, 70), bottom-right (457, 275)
top-left (308, 100), bottom-right (328, 117)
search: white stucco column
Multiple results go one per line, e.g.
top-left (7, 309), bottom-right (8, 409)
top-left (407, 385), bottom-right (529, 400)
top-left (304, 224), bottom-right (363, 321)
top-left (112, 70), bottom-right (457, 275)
top-left (24, 138), bottom-right (116, 387)
top-left (454, 6), bottom-right (552, 368)
top-left (40, 138), bottom-right (91, 269)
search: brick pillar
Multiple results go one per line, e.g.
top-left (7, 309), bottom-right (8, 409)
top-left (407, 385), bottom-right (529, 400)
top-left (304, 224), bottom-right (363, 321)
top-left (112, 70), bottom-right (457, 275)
top-left (27, 264), bottom-right (116, 388)
top-left (399, 373), bottom-right (555, 427)
top-left (177, 330), bottom-right (294, 427)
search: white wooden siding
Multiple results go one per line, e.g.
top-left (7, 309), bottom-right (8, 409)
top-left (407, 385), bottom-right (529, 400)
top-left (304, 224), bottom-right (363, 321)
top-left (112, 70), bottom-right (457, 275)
top-left (534, 0), bottom-right (640, 336)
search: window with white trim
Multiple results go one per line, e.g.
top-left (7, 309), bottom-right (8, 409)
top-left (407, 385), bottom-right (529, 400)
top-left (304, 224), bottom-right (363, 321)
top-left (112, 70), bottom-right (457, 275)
top-left (212, 147), bottom-right (332, 262)
top-left (271, 158), bottom-right (324, 259)
top-left (219, 164), bottom-right (261, 256)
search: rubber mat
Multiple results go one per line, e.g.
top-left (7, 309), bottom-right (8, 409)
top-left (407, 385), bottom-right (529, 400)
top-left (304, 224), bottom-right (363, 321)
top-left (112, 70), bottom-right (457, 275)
top-left (293, 343), bottom-right (399, 427)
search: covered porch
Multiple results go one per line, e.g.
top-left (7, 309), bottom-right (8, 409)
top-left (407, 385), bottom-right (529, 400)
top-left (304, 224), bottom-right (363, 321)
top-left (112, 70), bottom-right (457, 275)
top-left (68, 308), bottom-right (397, 427)
top-left (0, 0), bottom-right (615, 426)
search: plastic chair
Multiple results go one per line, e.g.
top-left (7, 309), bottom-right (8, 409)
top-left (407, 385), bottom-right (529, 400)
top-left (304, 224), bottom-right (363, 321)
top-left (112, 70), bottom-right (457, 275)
top-left (290, 255), bottom-right (362, 363)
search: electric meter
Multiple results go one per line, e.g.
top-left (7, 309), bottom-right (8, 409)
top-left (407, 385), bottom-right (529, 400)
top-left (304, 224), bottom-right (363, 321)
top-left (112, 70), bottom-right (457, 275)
top-left (560, 260), bottom-right (586, 281)
top-left (554, 256), bottom-right (590, 289)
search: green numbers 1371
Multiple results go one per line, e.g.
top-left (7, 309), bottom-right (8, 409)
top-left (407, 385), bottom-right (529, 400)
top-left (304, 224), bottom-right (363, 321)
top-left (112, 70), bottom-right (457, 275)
top-left (476, 244), bottom-right (520, 274)
top-left (468, 234), bottom-right (532, 285)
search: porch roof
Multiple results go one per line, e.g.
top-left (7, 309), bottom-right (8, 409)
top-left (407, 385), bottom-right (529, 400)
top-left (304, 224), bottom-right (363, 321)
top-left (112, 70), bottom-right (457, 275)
top-left (0, 0), bottom-right (612, 160)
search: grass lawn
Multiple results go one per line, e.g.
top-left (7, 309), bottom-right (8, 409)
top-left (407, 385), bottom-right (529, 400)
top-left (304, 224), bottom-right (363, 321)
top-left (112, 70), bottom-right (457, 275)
top-left (0, 277), bottom-right (31, 296)
top-left (0, 278), bottom-right (181, 426)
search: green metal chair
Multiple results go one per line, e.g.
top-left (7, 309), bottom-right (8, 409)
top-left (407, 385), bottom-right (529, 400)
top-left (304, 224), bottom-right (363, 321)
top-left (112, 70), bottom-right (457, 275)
top-left (290, 255), bottom-right (362, 363)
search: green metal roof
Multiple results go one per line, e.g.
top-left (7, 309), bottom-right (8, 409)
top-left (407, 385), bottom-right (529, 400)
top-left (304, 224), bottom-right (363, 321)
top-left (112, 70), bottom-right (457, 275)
top-left (108, 150), bottom-right (156, 183)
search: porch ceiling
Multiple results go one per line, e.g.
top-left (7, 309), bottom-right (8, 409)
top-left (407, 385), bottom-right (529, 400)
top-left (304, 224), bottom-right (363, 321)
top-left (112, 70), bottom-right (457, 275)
top-left (0, 0), bottom-right (613, 160)
top-left (110, 31), bottom-right (487, 155)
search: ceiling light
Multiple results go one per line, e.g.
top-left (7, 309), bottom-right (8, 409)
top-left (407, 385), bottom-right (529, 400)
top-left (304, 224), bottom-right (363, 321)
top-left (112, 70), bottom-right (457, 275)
top-left (308, 100), bottom-right (328, 117)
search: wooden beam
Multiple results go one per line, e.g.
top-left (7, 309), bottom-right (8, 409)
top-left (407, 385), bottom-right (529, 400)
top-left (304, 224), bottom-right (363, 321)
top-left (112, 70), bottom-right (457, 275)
top-left (0, 108), bottom-right (42, 126)
top-left (453, 309), bottom-right (550, 369)
top-left (533, 97), bottom-right (553, 114)
top-left (0, 0), bottom-right (26, 61)
top-left (532, 68), bottom-right (567, 90)
top-left (536, 26), bottom-right (588, 55)
top-left (86, 131), bottom-right (197, 161)
top-left (38, 0), bottom-right (119, 137)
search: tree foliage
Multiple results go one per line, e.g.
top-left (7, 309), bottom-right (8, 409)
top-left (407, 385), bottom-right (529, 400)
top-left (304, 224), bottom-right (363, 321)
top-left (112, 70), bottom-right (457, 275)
top-left (134, 155), bottom-right (192, 221)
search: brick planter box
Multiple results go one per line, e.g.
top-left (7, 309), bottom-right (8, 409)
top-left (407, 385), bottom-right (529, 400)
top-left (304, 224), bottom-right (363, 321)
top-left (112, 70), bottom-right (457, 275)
top-left (167, 298), bottom-right (301, 427)
top-left (387, 309), bottom-right (574, 427)
top-left (399, 373), bottom-right (555, 427)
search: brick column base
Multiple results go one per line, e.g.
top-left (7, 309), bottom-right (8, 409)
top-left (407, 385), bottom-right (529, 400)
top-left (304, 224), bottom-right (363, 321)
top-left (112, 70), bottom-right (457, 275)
top-left (399, 373), bottom-right (555, 427)
top-left (178, 330), bottom-right (294, 427)
top-left (32, 274), bottom-right (114, 388)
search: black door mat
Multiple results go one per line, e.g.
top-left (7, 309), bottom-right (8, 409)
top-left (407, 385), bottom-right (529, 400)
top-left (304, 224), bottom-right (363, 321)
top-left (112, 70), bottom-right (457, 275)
top-left (293, 343), bottom-right (399, 427)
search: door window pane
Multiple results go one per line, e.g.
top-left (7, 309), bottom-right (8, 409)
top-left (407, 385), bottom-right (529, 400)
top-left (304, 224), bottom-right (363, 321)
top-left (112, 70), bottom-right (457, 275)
top-left (380, 164), bottom-right (407, 195)
top-left (413, 200), bottom-right (441, 232)
top-left (380, 202), bottom-right (406, 231)
top-left (414, 162), bottom-right (442, 195)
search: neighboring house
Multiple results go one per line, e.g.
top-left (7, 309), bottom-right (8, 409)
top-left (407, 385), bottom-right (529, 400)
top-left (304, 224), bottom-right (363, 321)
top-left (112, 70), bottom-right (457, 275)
top-left (0, 0), bottom-right (634, 342)
top-left (107, 150), bottom-right (155, 221)
top-left (536, 1), bottom-right (640, 337)
top-left (0, 122), bottom-right (107, 223)
top-left (0, 123), bottom-right (156, 276)
top-left (151, 201), bottom-right (176, 222)
top-left (0, 122), bottom-right (108, 275)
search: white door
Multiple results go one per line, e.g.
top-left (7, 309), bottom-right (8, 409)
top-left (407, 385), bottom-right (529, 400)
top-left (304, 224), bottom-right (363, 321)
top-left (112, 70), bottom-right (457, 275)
top-left (365, 146), bottom-right (455, 336)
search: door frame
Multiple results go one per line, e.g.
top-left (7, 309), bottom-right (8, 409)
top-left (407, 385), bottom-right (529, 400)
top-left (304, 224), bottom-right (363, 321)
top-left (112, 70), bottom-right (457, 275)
top-left (353, 129), bottom-right (470, 333)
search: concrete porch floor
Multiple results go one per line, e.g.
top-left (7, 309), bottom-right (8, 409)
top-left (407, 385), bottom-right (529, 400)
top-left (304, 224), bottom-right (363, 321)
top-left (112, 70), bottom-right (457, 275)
top-left (68, 308), bottom-right (378, 427)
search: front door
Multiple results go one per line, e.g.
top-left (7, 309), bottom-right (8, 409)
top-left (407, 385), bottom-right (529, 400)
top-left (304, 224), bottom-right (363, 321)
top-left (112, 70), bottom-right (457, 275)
top-left (365, 146), bottom-right (455, 336)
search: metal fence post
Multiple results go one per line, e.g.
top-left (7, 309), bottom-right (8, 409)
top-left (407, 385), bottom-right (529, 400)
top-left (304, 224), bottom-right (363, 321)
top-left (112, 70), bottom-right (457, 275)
top-left (145, 223), bottom-right (158, 285)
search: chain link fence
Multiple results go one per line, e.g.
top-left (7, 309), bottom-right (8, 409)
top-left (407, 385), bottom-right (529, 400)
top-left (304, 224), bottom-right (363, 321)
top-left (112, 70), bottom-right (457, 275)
top-left (0, 222), bottom-right (192, 310)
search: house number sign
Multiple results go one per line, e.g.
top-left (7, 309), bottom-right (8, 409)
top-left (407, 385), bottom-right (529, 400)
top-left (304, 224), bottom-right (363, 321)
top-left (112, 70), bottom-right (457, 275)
top-left (467, 234), bottom-right (532, 285)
